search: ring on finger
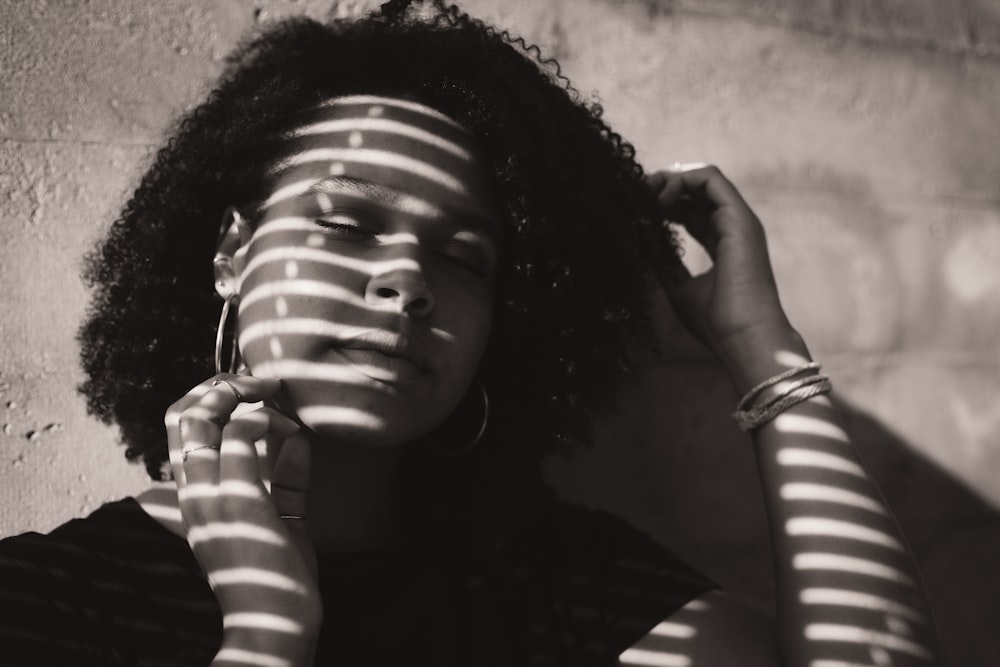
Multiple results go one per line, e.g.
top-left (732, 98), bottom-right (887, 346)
top-left (212, 378), bottom-right (243, 402)
top-left (182, 444), bottom-right (221, 461)
top-left (280, 515), bottom-right (306, 520)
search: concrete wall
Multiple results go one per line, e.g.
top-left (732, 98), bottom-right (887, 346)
top-left (2, 0), bottom-right (998, 663)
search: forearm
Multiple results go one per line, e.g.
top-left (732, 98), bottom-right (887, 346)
top-left (209, 585), bottom-right (321, 667)
top-left (214, 623), bottom-right (318, 667)
top-left (730, 328), bottom-right (944, 666)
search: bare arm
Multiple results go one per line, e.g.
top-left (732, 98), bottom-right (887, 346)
top-left (621, 166), bottom-right (943, 666)
top-left (736, 326), bottom-right (941, 666)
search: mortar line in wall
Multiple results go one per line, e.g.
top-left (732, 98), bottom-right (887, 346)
top-left (747, 188), bottom-right (1000, 211)
top-left (669, 3), bottom-right (1000, 63)
top-left (644, 352), bottom-right (1000, 368)
top-left (819, 352), bottom-right (1000, 368)
top-left (0, 134), bottom-right (156, 150)
top-left (5, 133), bottom-right (998, 210)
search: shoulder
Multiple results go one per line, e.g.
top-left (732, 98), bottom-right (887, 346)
top-left (508, 501), bottom-right (717, 662)
top-left (544, 501), bottom-right (714, 592)
top-left (0, 498), bottom-right (219, 666)
top-left (535, 505), bottom-right (779, 666)
top-left (1, 498), bottom-right (162, 566)
top-left (622, 590), bottom-right (780, 667)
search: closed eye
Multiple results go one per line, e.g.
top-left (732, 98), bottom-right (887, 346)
top-left (312, 214), bottom-right (375, 240)
top-left (437, 241), bottom-right (491, 276)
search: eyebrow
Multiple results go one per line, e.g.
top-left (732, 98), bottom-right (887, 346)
top-left (305, 175), bottom-right (502, 240)
top-left (306, 175), bottom-right (397, 206)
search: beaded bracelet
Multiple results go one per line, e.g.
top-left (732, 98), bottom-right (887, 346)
top-left (732, 362), bottom-right (832, 431)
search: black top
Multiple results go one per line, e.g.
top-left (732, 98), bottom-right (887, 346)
top-left (0, 498), bottom-right (713, 666)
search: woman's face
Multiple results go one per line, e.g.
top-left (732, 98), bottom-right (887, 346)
top-left (233, 95), bottom-right (501, 446)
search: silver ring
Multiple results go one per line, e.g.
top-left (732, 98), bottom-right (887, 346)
top-left (279, 515), bottom-right (305, 520)
top-left (181, 444), bottom-right (220, 461)
top-left (212, 378), bottom-right (243, 402)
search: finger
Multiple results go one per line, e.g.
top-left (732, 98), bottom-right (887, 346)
top-left (648, 169), bottom-right (717, 246)
top-left (666, 164), bottom-right (750, 212)
top-left (165, 375), bottom-right (283, 484)
top-left (176, 403), bottom-right (227, 487)
top-left (176, 385), bottom-right (249, 487)
top-left (180, 439), bottom-right (223, 486)
top-left (654, 163), bottom-right (709, 210)
top-left (270, 432), bottom-right (311, 524)
top-left (273, 432), bottom-right (315, 580)
top-left (220, 408), bottom-right (300, 483)
top-left (208, 373), bottom-right (283, 414)
top-left (166, 381), bottom-right (217, 486)
top-left (667, 197), bottom-right (720, 258)
top-left (644, 170), bottom-right (669, 193)
top-left (670, 221), bottom-right (716, 275)
top-left (666, 162), bottom-right (709, 172)
top-left (661, 165), bottom-right (765, 262)
top-left (648, 170), bottom-right (687, 210)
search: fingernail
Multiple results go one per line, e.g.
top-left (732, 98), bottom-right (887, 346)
top-left (670, 161), bottom-right (708, 172)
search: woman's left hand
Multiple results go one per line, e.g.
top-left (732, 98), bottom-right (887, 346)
top-left (646, 165), bottom-right (803, 387)
top-left (166, 374), bottom-right (320, 664)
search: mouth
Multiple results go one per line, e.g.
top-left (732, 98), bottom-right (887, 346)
top-left (333, 330), bottom-right (433, 383)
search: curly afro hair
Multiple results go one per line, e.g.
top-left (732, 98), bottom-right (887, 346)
top-left (78, 0), bottom-right (682, 548)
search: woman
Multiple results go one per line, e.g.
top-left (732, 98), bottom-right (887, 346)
top-left (0, 1), bottom-right (942, 665)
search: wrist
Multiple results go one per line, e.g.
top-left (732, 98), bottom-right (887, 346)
top-left (218, 597), bottom-right (322, 666)
top-left (716, 320), bottom-right (812, 395)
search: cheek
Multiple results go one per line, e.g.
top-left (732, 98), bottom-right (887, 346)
top-left (432, 286), bottom-right (494, 371)
top-left (468, 302), bottom-right (495, 356)
top-left (236, 244), bottom-right (369, 365)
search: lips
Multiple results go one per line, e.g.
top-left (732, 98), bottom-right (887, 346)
top-left (334, 330), bottom-right (433, 383)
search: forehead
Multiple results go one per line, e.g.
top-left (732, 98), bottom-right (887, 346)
top-left (266, 95), bottom-right (499, 224)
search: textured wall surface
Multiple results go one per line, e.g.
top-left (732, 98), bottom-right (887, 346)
top-left (2, 0), bottom-right (998, 663)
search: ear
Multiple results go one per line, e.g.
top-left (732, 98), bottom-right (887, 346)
top-left (214, 206), bottom-right (254, 299)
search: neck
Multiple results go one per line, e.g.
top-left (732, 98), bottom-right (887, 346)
top-left (303, 433), bottom-right (404, 554)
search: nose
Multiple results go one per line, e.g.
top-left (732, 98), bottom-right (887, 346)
top-left (365, 265), bottom-right (435, 318)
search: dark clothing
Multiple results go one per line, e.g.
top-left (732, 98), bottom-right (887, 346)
top-left (0, 498), bottom-right (713, 666)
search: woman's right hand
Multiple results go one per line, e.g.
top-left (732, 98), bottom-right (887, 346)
top-left (645, 165), bottom-right (805, 393)
top-left (165, 373), bottom-right (320, 665)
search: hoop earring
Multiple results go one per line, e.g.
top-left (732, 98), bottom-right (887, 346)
top-left (214, 293), bottom-right (240, 375)
top-left (434, 381), bottom-right (489, 456)
top-left (469, 381), bottom-right (489, 448)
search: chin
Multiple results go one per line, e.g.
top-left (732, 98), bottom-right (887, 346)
top-left (292, 404), bottom-right (444, 449)
top-left (249, 362), bottom-right (464, 447)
